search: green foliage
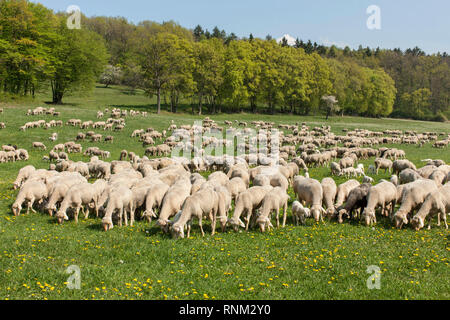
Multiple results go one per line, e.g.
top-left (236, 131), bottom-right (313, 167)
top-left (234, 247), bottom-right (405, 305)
top-left (0, 1), bottom-right (448, 121)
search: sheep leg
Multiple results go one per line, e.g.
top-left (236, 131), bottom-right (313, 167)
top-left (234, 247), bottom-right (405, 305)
top-left (118, 208), bottom-right (123, 227)
top-left (123, 209), bottom-right (128, 226)
top-left (211, 212), bottom-right (216, 236)
top-left (198, 217), bottom-right (205, 237)
top-left (75, 206), bottom-right (80, 223)
top-left (245, 209), bottom-right (251, 231)
top-left (282, 203), bottom-right (287, 227)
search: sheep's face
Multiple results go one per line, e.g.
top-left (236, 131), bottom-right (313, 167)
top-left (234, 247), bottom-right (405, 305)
top-left (13, 183), bottom-right (20, 190)
top-left (410, 216), bottom-right (424, 231)
top-left (56, 211), bottom-right (66, 224)
top-left (311, 208), bottom-right (321, 222)
top-left (47, 204), bottom-right (57, 216)
top-left (337, 209), bottom-right (347, 224)
top-left (228, 218), bottom-right (244, 232)
top-left (171, 225), bottom-right (184, 239)
top-left (394, 212), bottom-right (408, 229)
top-left (256, 218), bottom-right (266, 233)
top-left (362, 209), bottom-right (375, 226)
top-left (12, 203), bottom-right (21, 216)
top-left (326, 208), bottom-right (335, 218)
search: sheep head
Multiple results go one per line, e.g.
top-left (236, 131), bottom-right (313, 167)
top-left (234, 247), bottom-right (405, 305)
top-left (171, 224), bottom-right (184, 239)
top-left (394, 210), bottom-right (408, 229)
top-left (12, 202), bottom-right (21, 216)
top-left (410, 216), bottom-right (424, 231)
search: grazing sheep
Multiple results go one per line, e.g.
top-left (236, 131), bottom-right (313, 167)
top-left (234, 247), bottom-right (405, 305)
top-left (410, 184), bottom-right (450, 230)
top-left (291, 201), bottom-right (311, 225)
top-left (56, 183), bottom-right (97, 224)
top-left (393, 160), bottom-right (417, 175)
top-left (336, 183), bottom-right (371, 224)
top-left (399, 169), bottom-right (422, 184)
top-left (229, 185), bottom-right (273, 231)
top-left (330, 162), bottom-right (341, 176)
top-left (393, 179), bottom-right (438, 229)
top-left (13, 165), bottom-right (36, 190)
top-left (157, 178), bottom-right (191, 232)
top-left (293, 176), bottom-right (325, 222)
top-left (225, 177), bottom-right (247, 200)
top-left (142, 183), bottom-right (170, 222)
top-left (335, 179), bottom-right (360, 209)
top-left (170, 188), bottom-right (219, 238)
top-left (374, 158), bottom-right (393, 174)
top-left (12, 181), bottom-right (48, 216)
top-left (101, 186), bottom-right (133, 231)
top-left (32, 142), bottom-right (46, 150)
top-left (256, 187), bottom-right (290, 231)
top-left (362, 181), bottom-right (397, 226)
top-left (321, 178), bottom-right (337, 217)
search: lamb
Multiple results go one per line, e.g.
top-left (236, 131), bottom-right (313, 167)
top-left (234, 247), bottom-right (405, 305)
top-left (256, 187), bottom-right (290, 231)
top-left (229, 185), bottom-right (273, 231)
top-left (101, 186), bottom-right (133, 231)
top-left (362, 181), bottom-right (397, 226)
top-left (336, 183), bottom-right (371, 224)
top-left (13, 165), bottom-right (36, 190)
top-left (32, 142), bottom-right (46, 150)
top-left (321, 178), bottom-right (337, 217)
top-left (12, 181), bottom-right (48, 216)
top-left (293, 176), bottom-right (325, 222)
top-left (157, 178), bottom-right (191, 232)
top-left (291, 201), bottom-right (311, 225)
top-left (374, 158), bottom-right (393, 174)
top-left (170, 188), bottom-right (219, 238)
top-left (410, 184), bottom-right (450, 230)
top-left (393, 179), bottom-right (438, 229)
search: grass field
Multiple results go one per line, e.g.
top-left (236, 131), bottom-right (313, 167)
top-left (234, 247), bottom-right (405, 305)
top-left (0, 86), bottom-right (449, 300)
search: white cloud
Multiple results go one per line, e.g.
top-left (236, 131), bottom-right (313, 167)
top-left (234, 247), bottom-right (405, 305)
top-left (276, 34), bottom-right (297, 46)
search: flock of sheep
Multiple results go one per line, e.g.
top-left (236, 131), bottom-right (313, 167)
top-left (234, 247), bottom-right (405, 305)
top-left (5, 107), bottom-right (450, 238)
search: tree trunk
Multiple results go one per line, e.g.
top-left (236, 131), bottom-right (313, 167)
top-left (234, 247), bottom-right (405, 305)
top-left (156, 87), bottom-right (161, 114)
top-left (198, 94), bottom-right (203, 116)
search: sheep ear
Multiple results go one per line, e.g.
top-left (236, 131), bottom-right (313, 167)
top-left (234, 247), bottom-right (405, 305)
top-left (238, 219), bottom-right (245, 228)
top-left (403, 217), bottom-right (408, 225)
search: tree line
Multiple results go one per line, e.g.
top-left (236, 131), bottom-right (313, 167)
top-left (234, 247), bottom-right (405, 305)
top-left (0, 0), bottom-right (448, 121)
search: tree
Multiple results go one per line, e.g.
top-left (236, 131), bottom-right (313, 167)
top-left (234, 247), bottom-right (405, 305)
top-left (0, 0), bottom-right (56, 96)
top-left (321, 95), bottom-right (339, 120)
top-left (99, 65), bottom-right (122, 88)
top-left (192, 39), bottom-right (224, 115)
top-left (133, 31), bottom-right (185, 113)
top-left (193, 25), bottom-right (204, 41)
top-left (48, 16), bottom-right (109, 104)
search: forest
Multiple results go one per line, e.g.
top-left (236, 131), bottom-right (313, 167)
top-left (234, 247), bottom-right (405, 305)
top-left (0, 0), bottom-right (449, 121)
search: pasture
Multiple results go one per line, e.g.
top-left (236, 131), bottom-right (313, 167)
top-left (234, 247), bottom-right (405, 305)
top-left (0, 86), bottom-right (449, 300)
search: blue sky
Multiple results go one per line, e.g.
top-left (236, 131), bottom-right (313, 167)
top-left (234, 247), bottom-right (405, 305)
top-left (31, 0), bottom-right (449, 54)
